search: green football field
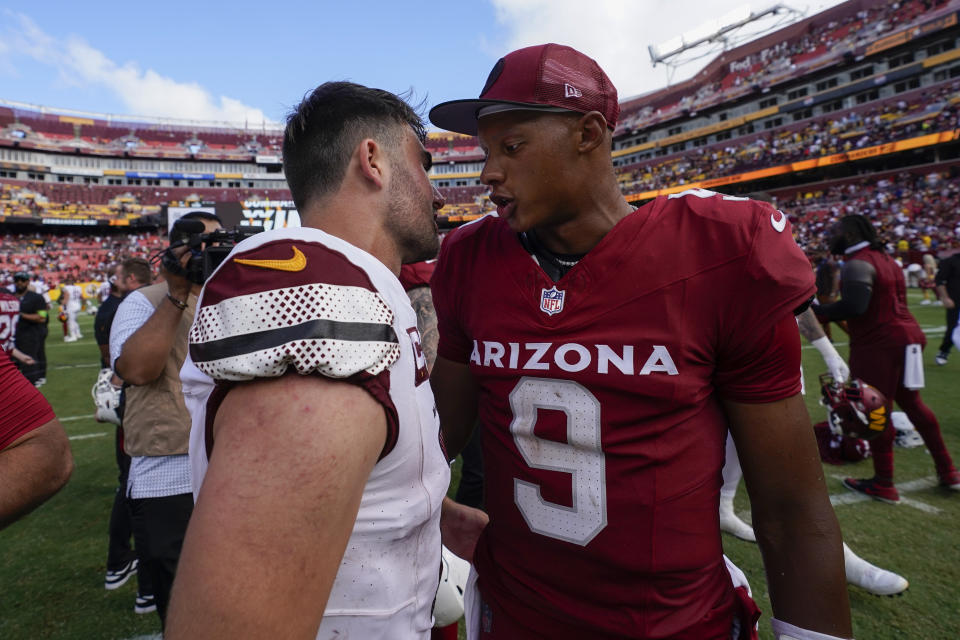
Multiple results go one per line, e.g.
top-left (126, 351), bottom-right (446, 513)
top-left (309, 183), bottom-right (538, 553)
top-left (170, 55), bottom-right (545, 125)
top-left (1, 294), bottom-right (957, 639)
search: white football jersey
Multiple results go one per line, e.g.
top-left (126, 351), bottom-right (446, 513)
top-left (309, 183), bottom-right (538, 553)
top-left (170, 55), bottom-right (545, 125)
top-left (63, 284), bottom-right (83, 310)
top-left (181, 226), bottom-right (449, 639)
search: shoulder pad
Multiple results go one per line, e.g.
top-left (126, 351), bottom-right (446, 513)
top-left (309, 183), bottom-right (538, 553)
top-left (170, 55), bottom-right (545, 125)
top-left (190, 239), bottom-right (400, 381)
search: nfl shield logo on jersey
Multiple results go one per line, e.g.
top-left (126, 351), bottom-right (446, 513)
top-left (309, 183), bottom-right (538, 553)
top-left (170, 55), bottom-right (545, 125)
top-left (540, 286), bottom-right (565, 316)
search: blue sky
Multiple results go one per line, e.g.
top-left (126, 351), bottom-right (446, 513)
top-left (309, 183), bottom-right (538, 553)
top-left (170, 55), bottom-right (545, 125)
top-left (0, 0), bottom-right (845, 127)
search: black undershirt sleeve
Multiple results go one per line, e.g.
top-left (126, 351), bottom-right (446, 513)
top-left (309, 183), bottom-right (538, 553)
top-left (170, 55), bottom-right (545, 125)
top-left (816, 259), bottom-right (875, 321)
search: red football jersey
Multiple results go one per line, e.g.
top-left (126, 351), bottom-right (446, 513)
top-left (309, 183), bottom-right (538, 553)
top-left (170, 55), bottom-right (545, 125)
top-left (0, 292), bottom-right (20, 354)
top-left (399, 260), bottom-right (436, 291)
top-left (844, 247), bottom-right (925, 349)
top-left (432, 189), bottom-right (815, 638)
top-left (0, 350), bottom-right (56, 451)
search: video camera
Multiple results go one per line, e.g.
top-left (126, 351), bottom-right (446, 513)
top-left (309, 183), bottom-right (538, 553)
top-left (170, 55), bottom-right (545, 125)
top-left (158, 217), bottom-right (264, 285)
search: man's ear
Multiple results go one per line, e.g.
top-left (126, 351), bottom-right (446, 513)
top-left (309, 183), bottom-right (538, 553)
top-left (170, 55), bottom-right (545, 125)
top-left (576, 111), bottom-right (607, 154)
top-left (357, 138), bottom-right (386, 189)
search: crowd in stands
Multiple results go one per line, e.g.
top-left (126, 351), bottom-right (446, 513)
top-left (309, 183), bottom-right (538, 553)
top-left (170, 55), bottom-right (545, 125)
top-left (1, 182), bottom-right (160, 221)
top-left (776, 169), bottom-right (960, 256)
top-left (616, 0), bottom-right (954, 134)
top-left (0, 231), bottom-right (166, 290)
top-left (2, 168), bottom-right (958, 295)
top-left (0, 180), bottom-right (294, 220)
top-left (617, 83), bottom-right (960, 194)
top-left (0, 106), bottom-right (283, 161)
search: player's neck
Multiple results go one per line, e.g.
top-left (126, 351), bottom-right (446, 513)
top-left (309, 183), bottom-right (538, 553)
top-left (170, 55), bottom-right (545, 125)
top-left (302, 207), bottom-right (402, 275)
top-left (534, 194), bottom-right (635, 256)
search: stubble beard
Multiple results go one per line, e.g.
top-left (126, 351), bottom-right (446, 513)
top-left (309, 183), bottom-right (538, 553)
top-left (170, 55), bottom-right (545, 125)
top-left (387, 164), bottom-right (440, 265)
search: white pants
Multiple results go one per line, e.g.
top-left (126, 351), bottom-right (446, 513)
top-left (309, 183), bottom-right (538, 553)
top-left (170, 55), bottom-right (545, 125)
top-left (66, 306), bottom-right (81, 339)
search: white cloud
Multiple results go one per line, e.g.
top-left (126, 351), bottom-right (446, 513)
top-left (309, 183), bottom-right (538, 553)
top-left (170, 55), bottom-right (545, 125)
top-left (490, 0), bottom-right (847, 100)
top-left (1, 11), bottom-right (275, 125)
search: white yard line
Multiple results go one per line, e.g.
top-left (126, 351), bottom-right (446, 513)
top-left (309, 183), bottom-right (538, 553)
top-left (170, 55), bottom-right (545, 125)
top-left (828, 475), bottom-right (942, 514)
top-left (60, 414), bottom-right (96, 422)
top-left (68, 432), bottom-right (108, 441)
top-left (802, 325), bottom-right (946, 350)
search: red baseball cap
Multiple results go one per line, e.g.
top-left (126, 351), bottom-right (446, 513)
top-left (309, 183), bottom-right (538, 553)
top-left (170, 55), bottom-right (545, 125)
top-left (429, 43), bottom-right (619, 136)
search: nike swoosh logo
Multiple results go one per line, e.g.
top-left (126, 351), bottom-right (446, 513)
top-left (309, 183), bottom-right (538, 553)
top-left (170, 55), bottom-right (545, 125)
top-left (234, 245), bottom-right (307, 272)
top-left (770, 210), bottom-right (787, 233)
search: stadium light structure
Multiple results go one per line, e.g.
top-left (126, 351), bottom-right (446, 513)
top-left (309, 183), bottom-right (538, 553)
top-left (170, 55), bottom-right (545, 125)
top-left (648, 3), bottom-right (804, 85)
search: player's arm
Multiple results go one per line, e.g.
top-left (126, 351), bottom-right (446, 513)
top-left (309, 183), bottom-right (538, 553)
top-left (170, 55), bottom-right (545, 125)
top-left (0, 416), bottom-right (73, 530)
top-left (0, 419), bottom-right (73, 529)
top-left (815, 259), bottom-right (875, 322)
top-left (936, 283), bottom-right (955, 309)
top-left (18, 301), bottom-right (47, 324)
top-left (165, 373), bottom-right (386, 640)
top-left (935, 262), bottom-right (955, 308)
top-left (114, 299), bottom-right (185, 384)
top-left (9, 348), bottom-right (35, 365)
top-left (431, 355), bottom-right (479, 459)
top-left (796, 307), bottom-right (848, 382)
top-left (0, 353), bottom-right (73, 530)
top-left (114, 262), bottom-right (192, 385)
top-left (408, 285), bottom-right (439, 371)
top-left (726, 395), bottom-right (851, 638)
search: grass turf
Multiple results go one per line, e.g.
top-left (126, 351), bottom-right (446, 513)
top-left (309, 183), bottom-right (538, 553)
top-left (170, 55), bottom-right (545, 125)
top-left (1, 295), bottom-right (957, 639)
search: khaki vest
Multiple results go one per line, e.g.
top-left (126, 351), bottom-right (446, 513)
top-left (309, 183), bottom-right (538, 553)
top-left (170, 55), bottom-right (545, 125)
top-left (122, 282), bottom-right (196, 457)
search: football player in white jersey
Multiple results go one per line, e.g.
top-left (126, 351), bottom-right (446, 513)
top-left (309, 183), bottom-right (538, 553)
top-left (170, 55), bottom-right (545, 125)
top-left (168, 82), bottom-right (478, 640)
top-left (61, 279), bottom-right (83, 342)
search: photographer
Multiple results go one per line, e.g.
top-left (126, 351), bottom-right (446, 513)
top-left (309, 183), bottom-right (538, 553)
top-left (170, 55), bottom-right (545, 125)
top-left (109, 210), bottom-right (222, 627)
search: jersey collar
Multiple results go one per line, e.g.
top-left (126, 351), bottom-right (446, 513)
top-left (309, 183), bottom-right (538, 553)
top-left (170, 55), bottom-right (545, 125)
top-left (844, 241), bottom-right (871, 255)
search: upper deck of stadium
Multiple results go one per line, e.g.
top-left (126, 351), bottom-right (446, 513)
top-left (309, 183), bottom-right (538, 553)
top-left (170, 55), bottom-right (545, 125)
top-left (3, 0), bottom-right (960, 227)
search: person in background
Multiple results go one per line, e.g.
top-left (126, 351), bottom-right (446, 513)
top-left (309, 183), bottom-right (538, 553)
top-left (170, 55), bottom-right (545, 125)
top-left (95, 258), bottom-right (155, 599)
top-left (819, 215), bottom-right (960, 502)
top-left (934, 249), bottom-right (960, 366)
top-left (61, 277), bottom-right (83, 342)
top-left (110, 212), bottom-right (222, 624)
top-left (12, 272), bottom-right (49, 388)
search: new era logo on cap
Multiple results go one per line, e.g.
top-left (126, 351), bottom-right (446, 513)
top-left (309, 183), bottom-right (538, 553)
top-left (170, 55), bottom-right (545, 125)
top-left (428, 43), bottom-right (619, 136)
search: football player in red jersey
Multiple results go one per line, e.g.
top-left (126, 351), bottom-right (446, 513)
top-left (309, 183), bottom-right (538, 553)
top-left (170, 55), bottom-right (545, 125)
top-left (818, 215), bottom-right (960, 501)
top-left (0, 290), bottom-right (36, 367)
top-left (429, 44), bottom-right (851, 640)
top-left (0, 349), bottom-right (73, 529)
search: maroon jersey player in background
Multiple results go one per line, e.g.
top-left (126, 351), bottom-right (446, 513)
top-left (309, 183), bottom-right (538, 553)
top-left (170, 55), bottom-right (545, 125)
top-left (429, 44), bottom-right (851, 640)
top-left (0, 289), bottom-right (37, 367)
top-left (818, 214), bottom-right (960, 502)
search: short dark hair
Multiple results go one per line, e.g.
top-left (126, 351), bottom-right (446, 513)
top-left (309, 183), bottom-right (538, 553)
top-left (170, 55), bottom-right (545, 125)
top-left (121, 257), bottom-right (152, 287)
top-left (170, 210), bottom-right (223, 245)
top-left (179, 210), bottom-right (222, 224)
top-left (282, 81), bottom-right (426, 212)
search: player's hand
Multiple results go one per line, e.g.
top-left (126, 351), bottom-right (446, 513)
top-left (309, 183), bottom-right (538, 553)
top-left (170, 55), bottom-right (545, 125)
top-left (944, 296), bottom-right (956, 310)
top-left (825, 353), bottom-right (849, 384)
top-left (161, 245), bottom-right (193, 300)
top-left (12, 350), bottom-right (36, 366)
top-left (440, 497), bottom-right (488, 562)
